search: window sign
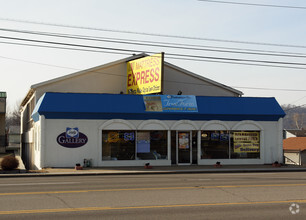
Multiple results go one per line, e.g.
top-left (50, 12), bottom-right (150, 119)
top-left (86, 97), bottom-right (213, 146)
top-left (234, 132), bottom-right (259, 143)
top-left (233, 132), bottom-right (260, 153)
top-left (137, 132), bottom-right (150, 153)
top-left (108, 132), bottom-right (120, 143)
top-left (179, 133), bottom-right (190, 149)
top-left (124, 132), bottom-right (135, 141)
top-left (233, 143), bottom-right (260, 153)
top-left (220, 133), bottom-right (229, 142)
top-left (211, 132), bottom-right (220, 141)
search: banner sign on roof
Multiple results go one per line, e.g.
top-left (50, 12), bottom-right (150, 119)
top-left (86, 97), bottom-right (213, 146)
top-left (127, 53), bottom-right (163, 95)
top-left (143, 96), bottom-right (163, 112)
top-left (144, 95), bottom-right (198, 112)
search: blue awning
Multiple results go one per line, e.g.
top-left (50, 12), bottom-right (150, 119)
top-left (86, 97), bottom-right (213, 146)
top-left (32, 92), bottom-right (285, 122)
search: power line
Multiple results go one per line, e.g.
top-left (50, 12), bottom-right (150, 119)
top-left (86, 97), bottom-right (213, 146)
top-left (1, 35), bottom-right (306, 68)
top-left (1, 28), bottom-right (306, 58)
top-left (1, 54), bottom-right (306, 92)
top-left (290, 96), bottom-right (306, 105)
top-left (166, 55), bottom-right (306, 70)
top-left (0, 41), bottom-right (132, 56)
top-left (232, 86), bottom-right (306, 92)
top-left (1, 39), bottom-right (305, 70)
top-left (1, 17), bottom-right (306, 49)
top-left (198, 0), bottom-right (306, 9)
top-left (11, 28), bottom-right (303, 57)
top-left (1, 37), bottom-right (306, 70)
top-left (0, 35), bottom-right (144, 54)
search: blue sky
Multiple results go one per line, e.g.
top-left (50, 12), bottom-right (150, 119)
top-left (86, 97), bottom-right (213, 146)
top-left (1, 0), bottom-right (306, 110)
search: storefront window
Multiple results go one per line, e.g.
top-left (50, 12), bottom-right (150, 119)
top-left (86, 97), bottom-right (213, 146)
top-left (102, 130), bottom-right (167, 161)
top-left (136, 131), bottom-right (167, 160)
top-left (102, 130), bottom-right (135, 160)
top-left (230, 131), bottom-right (260, 159)
top-left (201, 131), bottom-right (229, 159)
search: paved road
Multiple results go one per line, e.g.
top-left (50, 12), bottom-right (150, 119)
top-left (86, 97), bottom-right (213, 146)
top-left (1, 172), bottom-right (306, 219)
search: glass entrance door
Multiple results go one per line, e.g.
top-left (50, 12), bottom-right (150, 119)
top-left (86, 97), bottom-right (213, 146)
top-left (177, 131), bottom-right (192, 164)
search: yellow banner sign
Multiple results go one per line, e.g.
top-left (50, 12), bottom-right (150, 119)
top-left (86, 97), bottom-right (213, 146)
top-left (127, 53), bottom-right (163, 94)
top-left (234, 143), bottom-right (260, 153)
top-left (233, 132), bottom-right (260, 153)
top-left (233, 132), bottom-right (259, 143)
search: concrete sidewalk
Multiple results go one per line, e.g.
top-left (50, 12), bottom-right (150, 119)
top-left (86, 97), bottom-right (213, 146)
top-left (1, 164), bottom-right (306, 177)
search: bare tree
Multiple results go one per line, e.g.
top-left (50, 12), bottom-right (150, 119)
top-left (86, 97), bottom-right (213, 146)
top-left (292, 113), bottom-right (304, 129)
top-left (6, 100), bottom-right (21, 127)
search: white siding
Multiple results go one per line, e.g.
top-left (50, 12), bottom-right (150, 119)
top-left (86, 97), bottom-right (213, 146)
top-left (33, 119), bottom-right (282, 169)
top-left (284, 152), bottom-right (300, 165)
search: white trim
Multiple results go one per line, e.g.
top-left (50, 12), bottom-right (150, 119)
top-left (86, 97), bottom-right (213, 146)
top-left (231, 120), bottom-right (264, 130)
top-left (197, 130), bottom-right (201, 165)
top-left (201, 120), bottom-right (230, 130)
top-left (137, 120), bottom-right (169, 130)
top-left (171, 120), bottom-right (198, 130)
top-left (40, 115), bottom-right (45, 169)
top-left (277, 118), bottom-right (284, 163)
top-left (20, 89), bottom-right (35, 108)
top-left (176, 131), bottom-right (192, 165)
top-left (100, 119), bottom-right (136, 130)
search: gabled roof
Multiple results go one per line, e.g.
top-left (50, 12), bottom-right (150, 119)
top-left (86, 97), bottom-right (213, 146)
top-left (164, 62), bottom-right (242, 95)
top-left (30, 53), bottom-right (147, 89)
top-left (285, 129), bottom-right (306, 137)
top-left (283, 137), bottom-right (306, 151)
top-left (22, 53), bottom-right (242, 107)
top-left (32, 92), bottom-right (285, 122)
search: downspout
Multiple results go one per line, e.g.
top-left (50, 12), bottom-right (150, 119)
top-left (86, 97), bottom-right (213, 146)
top-left (39, 115), bottom-right (45, 169)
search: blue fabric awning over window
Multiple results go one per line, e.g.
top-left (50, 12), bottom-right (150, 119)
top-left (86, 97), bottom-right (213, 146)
top-left (31, 92), bottom-right (285, 122)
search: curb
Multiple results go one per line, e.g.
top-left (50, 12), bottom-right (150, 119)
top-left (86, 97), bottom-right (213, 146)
top-left (1, 167), bottom-right (306, 178)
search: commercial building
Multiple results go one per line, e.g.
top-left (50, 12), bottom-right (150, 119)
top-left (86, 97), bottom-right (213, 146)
top-left (20, 53), bottom-right (285, 169)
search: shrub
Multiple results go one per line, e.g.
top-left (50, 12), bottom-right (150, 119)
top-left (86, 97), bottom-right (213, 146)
top-left (1, 156), bottom-right (19, 171)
